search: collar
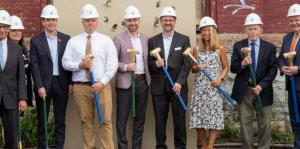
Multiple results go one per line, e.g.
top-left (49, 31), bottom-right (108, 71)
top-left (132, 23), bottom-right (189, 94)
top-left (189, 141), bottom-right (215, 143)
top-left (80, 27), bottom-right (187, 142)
top-left (0, 38), bottom-right (7, 45)
top-left (84, 31), bottom-right (97, 39)
top-left (162, 31), bottom-right (174, 39)
top-left (45, 31), bottom-right (57, 39)
top-left (293, 32), bottom-right (300, 37)
top-left (248, 38), bottom-right (260, 46)
top-left (127, 30), bottom-right (140, 38)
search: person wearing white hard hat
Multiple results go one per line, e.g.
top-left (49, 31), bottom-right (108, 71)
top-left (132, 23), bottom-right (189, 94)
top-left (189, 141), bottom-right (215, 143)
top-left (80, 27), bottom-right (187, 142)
top-left (29, 4), bottom-right (71, 149)
top-left (189, 16), bottom-right (229, 149)
top-left (113, 5), bottom-right (150, 149)
top-left (230, 13), bottom-right (277, 149)
top-left (0, 10), bottom-right (27, 149)
top-left (8, 16), bottom-right (33, 108)
top-left (62, 3), bottom-right (117, 149)
top-left (278, 3), bottom-right (300, 148)
top-left (148, 6), bottom-right (191, 149)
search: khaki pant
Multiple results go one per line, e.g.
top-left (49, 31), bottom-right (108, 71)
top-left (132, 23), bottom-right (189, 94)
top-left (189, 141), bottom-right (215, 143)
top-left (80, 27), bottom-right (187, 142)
top-left (73, 84), bottom-right (115, 149)
top-left (238, 87), bottom-right (272, 149)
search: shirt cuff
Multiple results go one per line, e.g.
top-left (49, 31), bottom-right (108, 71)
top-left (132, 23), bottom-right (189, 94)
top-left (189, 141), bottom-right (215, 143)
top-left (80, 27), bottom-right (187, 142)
top-left (124, 64), bottom-right (127, 71)
top-left (100, 78), bottom-right (109, 86)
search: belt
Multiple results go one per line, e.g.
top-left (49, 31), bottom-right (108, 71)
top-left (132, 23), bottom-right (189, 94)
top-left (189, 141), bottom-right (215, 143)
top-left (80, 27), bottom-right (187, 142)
top-left (135, 74), bottom-right (145, 78)
top-left (74, 81), bottom-right (91, 85)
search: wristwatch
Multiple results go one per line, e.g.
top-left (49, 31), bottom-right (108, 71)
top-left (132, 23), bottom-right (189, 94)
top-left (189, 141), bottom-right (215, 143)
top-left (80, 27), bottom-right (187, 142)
top-left (219, 77), bottom-right (224, 81)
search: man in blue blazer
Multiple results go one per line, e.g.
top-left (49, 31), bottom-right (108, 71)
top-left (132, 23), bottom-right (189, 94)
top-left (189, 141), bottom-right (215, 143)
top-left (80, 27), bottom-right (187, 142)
top-left (0, 10), bottom-right (27, 149)
top-left (30, 5), bottom-right (71, 149)
top-left (278, 4), bottom-right (300, 148)
top-left (230, 13), bottom-right (277, 149)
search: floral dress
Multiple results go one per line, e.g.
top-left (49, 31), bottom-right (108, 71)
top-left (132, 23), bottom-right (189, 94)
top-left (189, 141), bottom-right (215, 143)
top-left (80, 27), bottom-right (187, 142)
top-left (189, 49), bottom-right (224, 130)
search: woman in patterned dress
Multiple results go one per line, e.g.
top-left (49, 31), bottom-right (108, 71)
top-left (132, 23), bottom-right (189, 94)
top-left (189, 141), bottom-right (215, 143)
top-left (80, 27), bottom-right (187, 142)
top-left (189, 16), bottom-right (229, 149)
top-left (8, 16), bottom-right (33, 107)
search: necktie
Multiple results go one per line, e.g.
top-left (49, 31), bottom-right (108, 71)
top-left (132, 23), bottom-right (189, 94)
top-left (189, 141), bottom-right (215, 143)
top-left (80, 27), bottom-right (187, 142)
top-left (85, 35), bottom-right (92, 80)
top-left (251, 42), bottom-right (256, 71)
top-left (0, 42), bottom-right (3, 70)
top-left (290, 33), bottom-right (299, 51)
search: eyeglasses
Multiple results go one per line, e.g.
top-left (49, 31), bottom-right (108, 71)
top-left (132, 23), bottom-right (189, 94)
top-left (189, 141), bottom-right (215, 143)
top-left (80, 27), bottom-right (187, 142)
top-left (0, 25), bottom-right (9, 29)
top-left (10, 29), bottom-right (22, 32)
top-left (161, 19), bottom-right (175, 22)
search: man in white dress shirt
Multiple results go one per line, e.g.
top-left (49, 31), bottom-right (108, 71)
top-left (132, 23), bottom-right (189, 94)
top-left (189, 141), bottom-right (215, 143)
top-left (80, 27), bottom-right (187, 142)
top-left (62, 4), bottom-right (117, 149)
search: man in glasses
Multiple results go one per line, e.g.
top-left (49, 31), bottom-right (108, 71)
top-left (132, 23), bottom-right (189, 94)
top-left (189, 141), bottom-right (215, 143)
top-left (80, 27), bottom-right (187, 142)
top-left (148, 6), bottom-right (191, 149)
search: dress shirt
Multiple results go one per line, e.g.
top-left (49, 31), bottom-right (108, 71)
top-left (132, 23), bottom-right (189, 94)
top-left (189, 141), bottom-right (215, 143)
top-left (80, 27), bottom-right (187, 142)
top-left (0, 38), bottom-right (8, 68)
top-left (162, 32), bottom-right (174, 67)
top-left (248, 38), bottom-right (260, 69)
top-left (62, 31), bottom-right (118, 85)
top-left (45, 31), bottom-right (59, 75)
top-left (130, 32), bottom-right (145, 74)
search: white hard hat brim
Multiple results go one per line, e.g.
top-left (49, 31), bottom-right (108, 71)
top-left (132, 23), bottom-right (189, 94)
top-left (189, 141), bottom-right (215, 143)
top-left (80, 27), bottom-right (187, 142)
top-left (0, 22), bottom-right (10, 26)
top-left (287, 14), bottom-right (300, 17)
top-left (199, 24), bottom-right (217, 29)
top-left (244, 23), bottom-right (263, 26)
top-left (81, 15), bottom-right (99, 19)
top-left (11, 26), bottom-right (24, 30)
top-left (123, 15), bottom-right (141, 19)
top-left (40, 15), bottom-right (59, 18)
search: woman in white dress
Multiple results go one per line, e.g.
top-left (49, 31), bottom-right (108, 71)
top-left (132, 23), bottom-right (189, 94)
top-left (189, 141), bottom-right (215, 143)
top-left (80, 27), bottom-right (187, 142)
top-left (189, 16), bottom-right (229, 149)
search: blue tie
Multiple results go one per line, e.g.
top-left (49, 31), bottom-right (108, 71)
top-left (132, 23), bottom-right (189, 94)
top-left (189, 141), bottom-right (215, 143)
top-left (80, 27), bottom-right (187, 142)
top-left (251, 42), bottom-right (256, 71)
top-left (0, 42), bottom-right (3, 70)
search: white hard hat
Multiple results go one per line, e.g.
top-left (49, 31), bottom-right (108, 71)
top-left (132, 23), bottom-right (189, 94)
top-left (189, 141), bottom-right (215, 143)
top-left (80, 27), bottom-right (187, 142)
top-left (244, 13), bottom-right (263, 26)
top-left (10, 16), bottom-right (24, 30)
top-left (287, 4), bottom-right (300, 17)
top-left (0, 10), bottom-right (11, 25)
top-left (123, 5), bottom-right (141, 19)
top-left (80, 4), bottom-right (99, 19)
top-left (160, 7), bottom-right (176, 18)
top-left (40, 5), bottom-right (59, 19)
top-left (199, 16), bottom-right (217, 29)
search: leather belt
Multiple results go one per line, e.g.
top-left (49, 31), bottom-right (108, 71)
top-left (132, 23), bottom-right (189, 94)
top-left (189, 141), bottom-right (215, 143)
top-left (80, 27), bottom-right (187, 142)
top-left (74, 81), bottom-right (91, 85)
top-left (135, 74), bottom-right (145, 78)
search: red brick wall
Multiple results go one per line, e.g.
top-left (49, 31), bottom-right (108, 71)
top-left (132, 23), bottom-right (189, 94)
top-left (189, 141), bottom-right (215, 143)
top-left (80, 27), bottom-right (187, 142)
top-left (0, 0), bottom-right (52, 37)
top-left (213, 0), bottom-right (299, 33)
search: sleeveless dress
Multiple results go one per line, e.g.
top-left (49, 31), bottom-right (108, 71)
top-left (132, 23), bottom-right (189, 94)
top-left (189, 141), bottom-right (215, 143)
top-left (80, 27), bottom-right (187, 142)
top-left (189, 49), bottom-right (224, 130)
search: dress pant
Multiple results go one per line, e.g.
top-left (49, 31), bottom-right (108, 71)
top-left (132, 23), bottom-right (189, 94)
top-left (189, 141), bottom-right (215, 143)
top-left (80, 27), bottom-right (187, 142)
top-left (116, 77), bottom-right (148, 149)
top-left (152, 85), bottom-right (187, 149)
top-left (0, 102), bottom-right (18, 149)
top-left (238, 87), bottom-right (272, 149)
top-left (36, 76), bottom-right (68, 149)
top-left (73, 83), bottom-right (114, 149)
top-left (288, 91), bottom-right (300, 148)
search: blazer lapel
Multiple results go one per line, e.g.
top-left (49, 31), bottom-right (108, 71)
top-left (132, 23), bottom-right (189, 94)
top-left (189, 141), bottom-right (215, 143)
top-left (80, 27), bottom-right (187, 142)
top-left (167, 31), bottom-right (178, 60)
top-left (295, 35), bottom-right (300, 54)
top-left (158, 33), bottom-right (165, 59)
top-left (125, 31), bottom-right (134, 49)
top-left (42, 32), bottom-right (53, 62)
top-left (3, 40), bottom-right (13, 71)
top-left (256, 40), bottom-right (265, 71)
top-left (57, 32), bottom-right (63, 59)
top-left (240, 39), bottom-right (249, 58)
top-left (140, 34), bottom-right (148, 60)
